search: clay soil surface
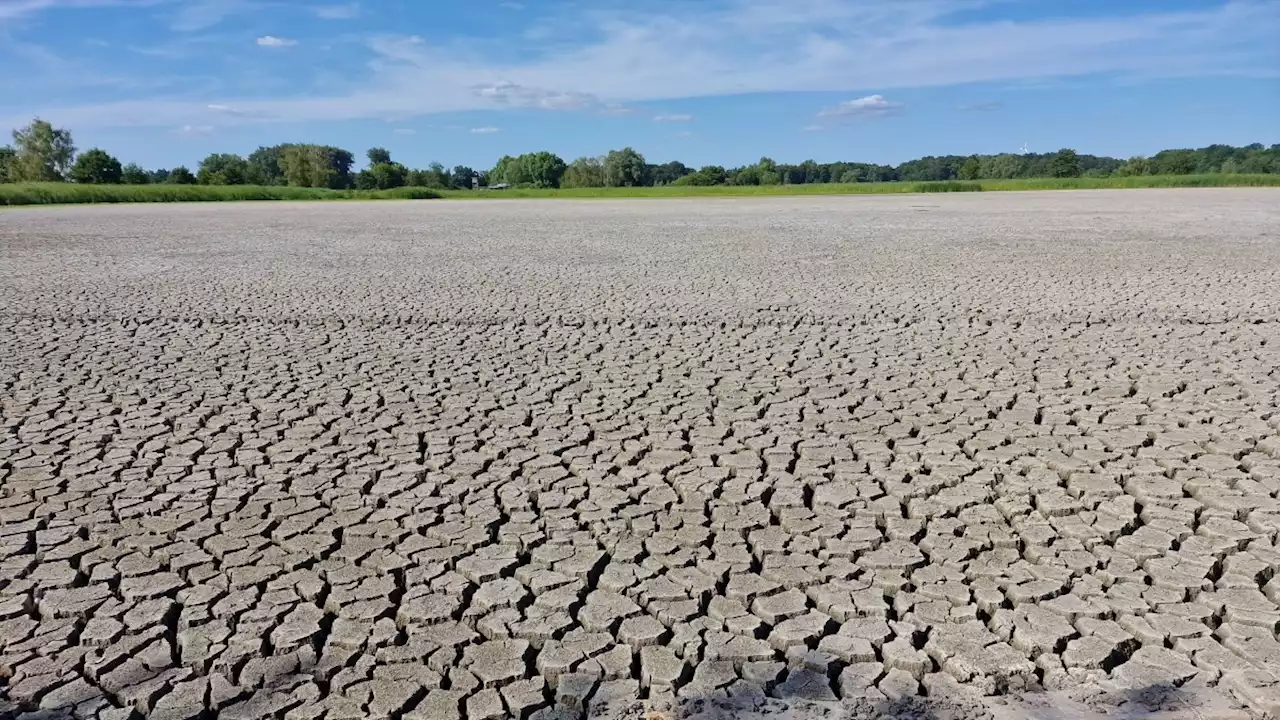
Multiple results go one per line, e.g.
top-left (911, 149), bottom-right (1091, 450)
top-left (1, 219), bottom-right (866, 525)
top-left (2, 189), bottom-right (1280, 719)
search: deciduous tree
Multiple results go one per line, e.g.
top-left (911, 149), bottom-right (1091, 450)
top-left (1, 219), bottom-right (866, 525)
top-left (11, 118), bottom-right (76, 181)
top-left (70, 148), bottom-right (123, 184)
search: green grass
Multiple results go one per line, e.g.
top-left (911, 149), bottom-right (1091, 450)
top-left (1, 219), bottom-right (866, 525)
top-left (0, 183), bottom-right (440, 206)
top-left (440, 174), bottom-right (1280, 198)
top-left (2, 174), bottom-right (1276, 206)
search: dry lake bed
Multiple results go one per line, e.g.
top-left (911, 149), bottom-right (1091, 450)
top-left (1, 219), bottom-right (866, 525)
top-left (2, 189), bottom-right (1280, 720)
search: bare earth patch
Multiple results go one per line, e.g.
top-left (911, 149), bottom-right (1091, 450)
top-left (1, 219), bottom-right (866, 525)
top-left (2, 189), bottom-right (1279, 719)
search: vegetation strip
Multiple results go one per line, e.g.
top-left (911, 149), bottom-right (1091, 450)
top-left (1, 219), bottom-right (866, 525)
top-left (1, 175), bottom-right (1276, 206)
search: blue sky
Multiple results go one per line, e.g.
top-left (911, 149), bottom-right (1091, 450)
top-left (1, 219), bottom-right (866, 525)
top-left (1, 0), bottom-right (1277, 171)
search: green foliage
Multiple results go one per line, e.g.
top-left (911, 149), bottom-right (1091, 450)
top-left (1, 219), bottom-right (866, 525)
top-left (649, 161), bottom-right (690, 185)
top-left (562, 157), bottom-right (605, 188)
top-left (197, 153), bottom-right (250, 185)
top-left (1151, 149), bottom-right (1197, 175)
top-left (603, 147), bottom-right (647, 187)
top-left (10, 118), bottom-right (76, 181)
top-left (0, 182), bottom-right (442, 205)
top-left (0, 145), bottom-right (15, 183)
top-left (120, 163), bottom-right (150, 185)
top-left (367, 163), bottom-right (408, 190)
top-left (451, 165), bottom-right (478, 189)
top-left (958, 157), bottom-right (981, 181)
top-left (1050, 148), bottom-right (1081, 178)
top-left (69, 149), bottom-right (123, 184)
top-left (673, 165), bottom-right (726, 186)
top-left (367, 147), bottom-right (392, 166)
top-left (246, 145), bottom-right (290, 186)
top-left (166, 166), bottom-right (196, 184)
top-left (491, 152), bottom-right (567, 188)
top-left (278, 145), bottom-right (354, 189)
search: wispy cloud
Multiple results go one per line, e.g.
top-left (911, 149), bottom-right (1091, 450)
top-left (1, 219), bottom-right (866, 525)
top-left (314, 3), bottom-right (357, 20)
top-left (169, 0), bottom-right (255, 32)
top-left (256, 35), bottom-right (296, 48)
top-left (960, 100), bottom-right (1004, 112)
top-left (469, 126), bottom-right (499, 134)
top-left (817, 95), bottom-right (904, 119)
top-left (5, 0), bottom-right (1278, 129)
top-left (176, 123), bottom-right (213, 135)
top-left (653, 113), bottom-right (693, 122)
top-left (392, 127), bottom-right (415, 135)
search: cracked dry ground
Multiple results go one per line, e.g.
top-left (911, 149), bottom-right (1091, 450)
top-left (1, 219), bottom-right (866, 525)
top-left (1, 190), bottom-right (1279, 720)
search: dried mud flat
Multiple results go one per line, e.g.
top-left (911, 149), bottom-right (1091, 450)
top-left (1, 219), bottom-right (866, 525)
top-left (2, 189), bottom-right (1280, 720)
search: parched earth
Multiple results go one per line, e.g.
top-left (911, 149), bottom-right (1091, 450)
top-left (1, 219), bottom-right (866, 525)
top-left (1, 189), bottom-right (1279, 720)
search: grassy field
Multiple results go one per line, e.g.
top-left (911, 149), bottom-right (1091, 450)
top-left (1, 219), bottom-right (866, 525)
top-left (0, 183), bottom-right (441, 206)
top-left (1, 174), bottom-right (1276, 206)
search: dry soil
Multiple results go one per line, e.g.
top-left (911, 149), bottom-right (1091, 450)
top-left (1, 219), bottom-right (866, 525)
top-left (1, 190), bottom-right (1279, 720)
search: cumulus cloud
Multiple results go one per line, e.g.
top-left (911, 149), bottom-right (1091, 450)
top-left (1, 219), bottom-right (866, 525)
top-left (256, 35), bottom-right (297, 47)
top-left (817, 95), bottom-right (903, 119)
top-left (469, 126), bottom-right (499, 134)
top-left (653, 114), bottom-right (693, 122)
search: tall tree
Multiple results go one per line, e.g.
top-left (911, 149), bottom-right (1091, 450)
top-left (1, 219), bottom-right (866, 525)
top-left (0, 145), bottom-right (14, 183)
top-left (958, 157), bottom-right (981, 180)
top-left (11, 118), bottom-right (76, 181)
top-left (1050, 148), bottom-right (1081, 178)
top-left (367, 147), bottom-right (392, 166)
top-left (451, 165), bottom-right (477, 189)
top-left (120, 163), bottom-right (150, 184)
top-left (520, 152), bottom-right (567, 188)
top-left (166, 166), bottom-right (196, 184)
top-left (603, 147), bottom-right (647, 187)
top-left (279, 145), bottom-right (354, 188)
top-left (69, 148), bottom-right (123, 184)
top-left (197, 153), bottom-right (250, 185)
top-left (562, 157), bottom-right (605, 188)
top-left (246, 145), bottom-right (291, 185)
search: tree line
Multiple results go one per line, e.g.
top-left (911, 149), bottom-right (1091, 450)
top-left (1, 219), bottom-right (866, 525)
top-left (3, 118), bottom-right (1278, 189)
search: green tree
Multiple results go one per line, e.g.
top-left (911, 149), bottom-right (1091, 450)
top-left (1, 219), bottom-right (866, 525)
top-left (166, 166), bottom-right (196, 184)
top-left (0, 145), bottom-right (14, 183)
top-left (11, 118), bottom-right (76, 181)
top-left (367, 163), bottom-right (407, 189)
top-left (520, 152), bottom-right (567, 188)
top-left (958, 157), bottom-right (981, 180)
top-left (70, 148), bottom-right (123, 184)
top-left (562, 156), bottom-right (605, 188)
top-left (278, 145), bottom-right (354, 188)
top-left (246, 145), bottom-right (290, 185)
top-left (1114, 157), bottom-right (1151, 177)
top-left (120, 163), bottom-right (150, 184)
top-left (603, 147), bottom-right (647, 187)
top-left (197, 153), bottom-right (250, 185)
top-left (148, 168), bottom-right (171, 184)
top-left (650, 161), bottom-right (690, 185)
top-left (1152, 149), bottom-right (1196, 175)
top-left (367, 147), bottom-right (392, 166)
top-left (451, 165), bottom-right (477, 189)
top-left (1049, 148), bottom-right (1081, 178)
top-left (673, 165), bottom-right (726, 186)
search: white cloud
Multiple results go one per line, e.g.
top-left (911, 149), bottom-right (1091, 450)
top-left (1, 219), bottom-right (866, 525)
top-left (673, 130), bottom-right (694, 138)
top-left (392, 127), bottom-right (415, 135)
top-left (6, 0), bottom-right (1278, 129)
top-left (170, 0), bottom-right (255, 31)
top-left (817, 95), bottom-right (903, 119)
top-left (256, 35), bottom-right (297, 48)
top-left (653, 114), bottom-right (693, 122)
top-left (801, 124), bottom-right (825, 133)
top-left (315, 3), bottom-right (358, 20)
top-left (176, 124), bottom-right (213, 135)
top-left (469, 126), bottom-right (500, 134)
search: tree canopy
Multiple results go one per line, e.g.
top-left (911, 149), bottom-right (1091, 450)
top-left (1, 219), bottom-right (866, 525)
top-left (2, 116), bottom-right (1277, 190)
